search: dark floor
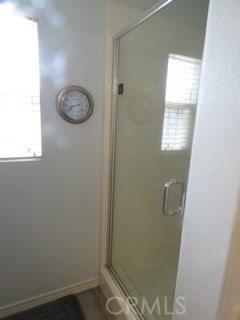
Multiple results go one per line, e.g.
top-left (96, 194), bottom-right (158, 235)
top-left (77, 288), bottom-right (114, 320)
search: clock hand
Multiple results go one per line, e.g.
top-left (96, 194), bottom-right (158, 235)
top-left (70, 103), bottom-right (82, 108)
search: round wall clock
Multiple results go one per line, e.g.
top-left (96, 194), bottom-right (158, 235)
top-left (57, 86), bottom-right (94, 123)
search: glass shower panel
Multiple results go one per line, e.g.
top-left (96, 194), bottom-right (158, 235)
top-left (110, 1), bottom-right (209, 319)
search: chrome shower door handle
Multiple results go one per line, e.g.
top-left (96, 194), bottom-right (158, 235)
top-left (163, 179), bottom-right (185, 216)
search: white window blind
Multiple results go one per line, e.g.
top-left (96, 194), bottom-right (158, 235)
top-left (161, 54), bottom-right (201, 151)
top-left (0, 11), bottom-right (42, 159)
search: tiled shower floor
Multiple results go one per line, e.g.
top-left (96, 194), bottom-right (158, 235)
top-left (115, 256), bottom-right (179, 320)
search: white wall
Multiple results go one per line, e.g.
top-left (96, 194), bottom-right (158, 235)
top-left (0, 0), bottom-right (107, 308)
top-left (116, 0), bottom-right (157, 10)
top-left (173, 0), bottom-right (240, 319)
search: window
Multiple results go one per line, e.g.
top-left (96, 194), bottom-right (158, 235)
top-left (0, 10), bottom-right (42, 159)
top-left (161, 54), bottom-right (201, 151)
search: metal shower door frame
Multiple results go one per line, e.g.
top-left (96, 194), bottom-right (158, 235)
top-left (106, 0), bottom-right (174, 274)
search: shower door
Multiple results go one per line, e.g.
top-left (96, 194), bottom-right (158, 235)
top-left (109, 1), bottom-right (209, 319)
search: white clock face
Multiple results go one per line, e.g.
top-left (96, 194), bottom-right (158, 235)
top-left (64, 91), bottom-right (90, 121)
top-left (57, 86), bottom-right (94, 123)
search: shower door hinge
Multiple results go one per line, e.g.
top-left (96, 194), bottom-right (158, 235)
top-left (118, 83), bottom-right (124, 95)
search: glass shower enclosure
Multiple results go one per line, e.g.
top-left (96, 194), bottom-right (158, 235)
top-left (107, 0), bottom-right (209, 319)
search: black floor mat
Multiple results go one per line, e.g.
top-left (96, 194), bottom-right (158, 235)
top-left (3, 295), bottom-right (85, 320)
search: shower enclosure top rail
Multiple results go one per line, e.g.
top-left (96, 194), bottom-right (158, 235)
top-left (113, 0), bottom-right (173, 40)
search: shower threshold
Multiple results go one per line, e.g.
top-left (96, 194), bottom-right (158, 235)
top-left (104, 256), bottom-right (178, 320)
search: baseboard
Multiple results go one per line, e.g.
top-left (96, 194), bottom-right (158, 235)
top-left (0, 277), bottom-right (99, 319)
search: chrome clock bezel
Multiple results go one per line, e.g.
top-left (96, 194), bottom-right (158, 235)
top-left (57, 86), bottom-right (94, 124)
